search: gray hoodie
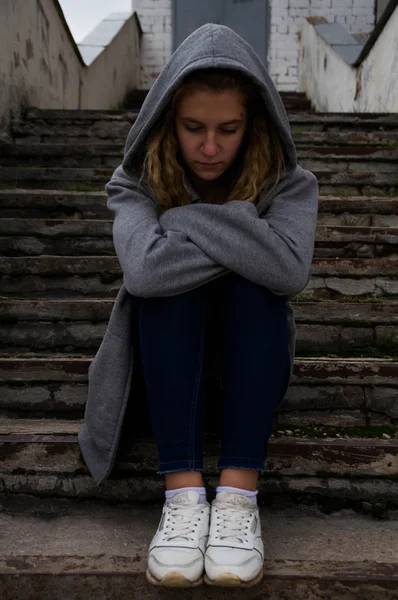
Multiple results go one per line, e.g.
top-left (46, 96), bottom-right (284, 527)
top-left (78, 23), bottom-right (319, 485)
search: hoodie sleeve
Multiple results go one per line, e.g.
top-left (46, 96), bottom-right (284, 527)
top-left (158, 166), bottom-right (319, 297)
top-left (106, 165), bottom-right (230, 297)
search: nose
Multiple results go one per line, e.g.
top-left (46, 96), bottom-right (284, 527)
top-left (201, 132), bottom-right (219, 157)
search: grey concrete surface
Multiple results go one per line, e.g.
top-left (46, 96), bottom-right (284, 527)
top-left (1, 497), bottom-right (398, 565)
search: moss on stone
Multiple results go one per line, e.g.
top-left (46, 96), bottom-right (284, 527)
top-left (273, 424), bottom-right (397, 439)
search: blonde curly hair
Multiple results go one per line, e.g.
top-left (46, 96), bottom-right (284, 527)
top-left (140, 68), bottom-right (285, 212)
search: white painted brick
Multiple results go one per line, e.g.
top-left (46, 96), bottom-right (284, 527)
top-left (331, 8), bottom-right (353, 17)
top-left (270, 34), bottom-right (299, 47)
top-left (141, 37), bottom-right (168, 51)
top-left (288, 23), bottom-right (302, 34)
top-left (309, 0), bottom-right (331, 8)
top-left (138, 7), bottom-right (171, 17)
top-left (288, 8), bottom-right (309, 17)
top-left (352, 7), bottom-right (375, 17)
top-left (289, 0), bottom-right (310, 7)
top-left (270, 0), bottom-right (288, 12)
top-left (334, 15), bottom-right (347, 26)
top-left (139, 0), bottom-right (171, 8)
top-left (331, 0), bottom-right (353, 9)
top-left (152, 21), bottom-right (167, 32)
top-left (353, 0), bottom-right (373, 7)
top-left (278, 75), bottom-right (299, 84)
top-left (277, 20), bottom-right (288, 34)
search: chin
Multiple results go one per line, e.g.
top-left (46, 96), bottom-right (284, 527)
top-left (197, 172), bottom-right (220, 180)
top-left (193, 167), bottom-right (227, 181)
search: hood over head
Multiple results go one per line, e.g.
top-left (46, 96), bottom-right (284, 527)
top-left (122, 23), bottom-right (297, 179)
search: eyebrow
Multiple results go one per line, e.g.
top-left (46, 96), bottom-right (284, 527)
top-left (180, 117), bottom-right (245, 126)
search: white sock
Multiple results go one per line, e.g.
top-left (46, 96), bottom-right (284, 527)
top-left (165, 486), bottom-right (207, 504)
top-left (216, 485), bottom-right (258, 505)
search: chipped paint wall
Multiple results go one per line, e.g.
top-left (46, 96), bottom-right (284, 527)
top-left (299, 8), bottom-right (398, 112)
top-left (80, 16), bottom-right (141, 111)
top-left (0, 1), bottom-right (142, 133)
top-left (0, 0), bottom-right (83, 132)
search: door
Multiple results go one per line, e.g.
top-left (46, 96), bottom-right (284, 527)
top-left (172, 0), bottom-right (270, 66)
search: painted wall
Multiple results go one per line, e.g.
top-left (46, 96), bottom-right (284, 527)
top-left (0, 0), bottom-right (82, 132)
top-left (0, 0), bottom-right (141, 133)
top-left (81, 16), bottom-right (141, 110)
top-left (298, 7), bottom-right (398, 112)
top-left (131, 0), bottom-right (376, 91)
top-left (377, 0), bottom-right (390, 20)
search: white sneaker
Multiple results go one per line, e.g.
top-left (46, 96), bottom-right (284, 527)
top-left (204, 491), bottom-right (264, 587)
top-left (146, 490), bottom-right (210, 587)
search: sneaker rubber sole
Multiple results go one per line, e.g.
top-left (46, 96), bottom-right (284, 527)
top-left (204, 569), bottom-right (263, 587)
top-left (146, 568), bottom-right (204, 587)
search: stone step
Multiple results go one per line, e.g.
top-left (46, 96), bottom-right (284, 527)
top-left (1, 256), bottom-right (397, 299)
top-left (11, 131), bottom-right (398, 148)
top-left (1, 220), bottom-right (397, 258)
top-left (1, 300), bottom-right (398, 359)
top-left (1, 143), bottom-right (397, 169)
top-left (1, 498), bottom-right (396, 600)
top-left (1, 156), bottom-right (395, 174)
top-left (293, 131), bottom-right (398, 146)
top-left (9, 114), bottom-right (398, 146)
top-left (13, 110), bottom-right (398, 129)
top-left (1, 167), bottom-right (397, 195)
top-left (22, 93), bottom-right (312, 120)
top-left (0, 356), bottom-right (397, 427)
top-left (0, 190), bottom-right (110, 219)
top-left (1, 190), bottom-right (397, 222)
top-left (11, 130), bottom-right (398, 147)
top-left (0, 418), bottom-right (397, 504)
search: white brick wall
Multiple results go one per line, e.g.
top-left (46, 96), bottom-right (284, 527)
top-left (131, 0), bottom-right (375, 91)
top-left (269, 0), bottom-right (375, 91)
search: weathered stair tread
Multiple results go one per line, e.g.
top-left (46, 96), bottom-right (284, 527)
top-left (15, 109), bottom-right (398, 125)
top-left (2, 166), bottom-right (398, 183)
top-left (0, 189), bottom-right (397, 214)
top-left (1, 299), bottom-right (397, 323)
top-left (1, 299), bottom-right (398, 356)
top-left (0, 356), bottom-right (397, 428)
top-left (1, 218), bottom-right (398, 241)
top-left (1, 500), bottom-right (397, 599)
top-left (1, 418), bottom-right (398, 481)
top-left (1, 356), bottom-right (397, 379)
top-left (1, 222), bottom-right (398, 258)
top-left (1, 255), bottom-right (397, 275)
top-left (1, 256), bottom-right (397, 299)
top-left (2, 142), bottom-right (398, 158)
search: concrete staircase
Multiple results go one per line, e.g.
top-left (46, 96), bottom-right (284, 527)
top-left (1, 93), bottom-right (398, 597)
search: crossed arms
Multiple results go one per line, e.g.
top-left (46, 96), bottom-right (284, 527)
top-left (106, 165), bottom-right (319, 299)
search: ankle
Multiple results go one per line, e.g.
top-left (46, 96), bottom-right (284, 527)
top-left (165, 471), bottom-right (205, 491)
top-left (218, 468), bottom-right (259, 491)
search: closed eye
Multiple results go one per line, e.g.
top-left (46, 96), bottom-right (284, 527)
top-left (185, 126), bottom-right (237, 134)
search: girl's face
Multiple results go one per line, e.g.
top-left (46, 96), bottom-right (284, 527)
top-left (175, 89), bottom-right (248, 181)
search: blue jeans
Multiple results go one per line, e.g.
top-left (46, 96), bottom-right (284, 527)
top-left (137, 272), bottom-right (291, 475)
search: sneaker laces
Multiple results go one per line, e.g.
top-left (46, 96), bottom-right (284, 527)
top-left (214, 503), bottom-right (256, 543)
top-left (162, 503), bottom-right (205, 542)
